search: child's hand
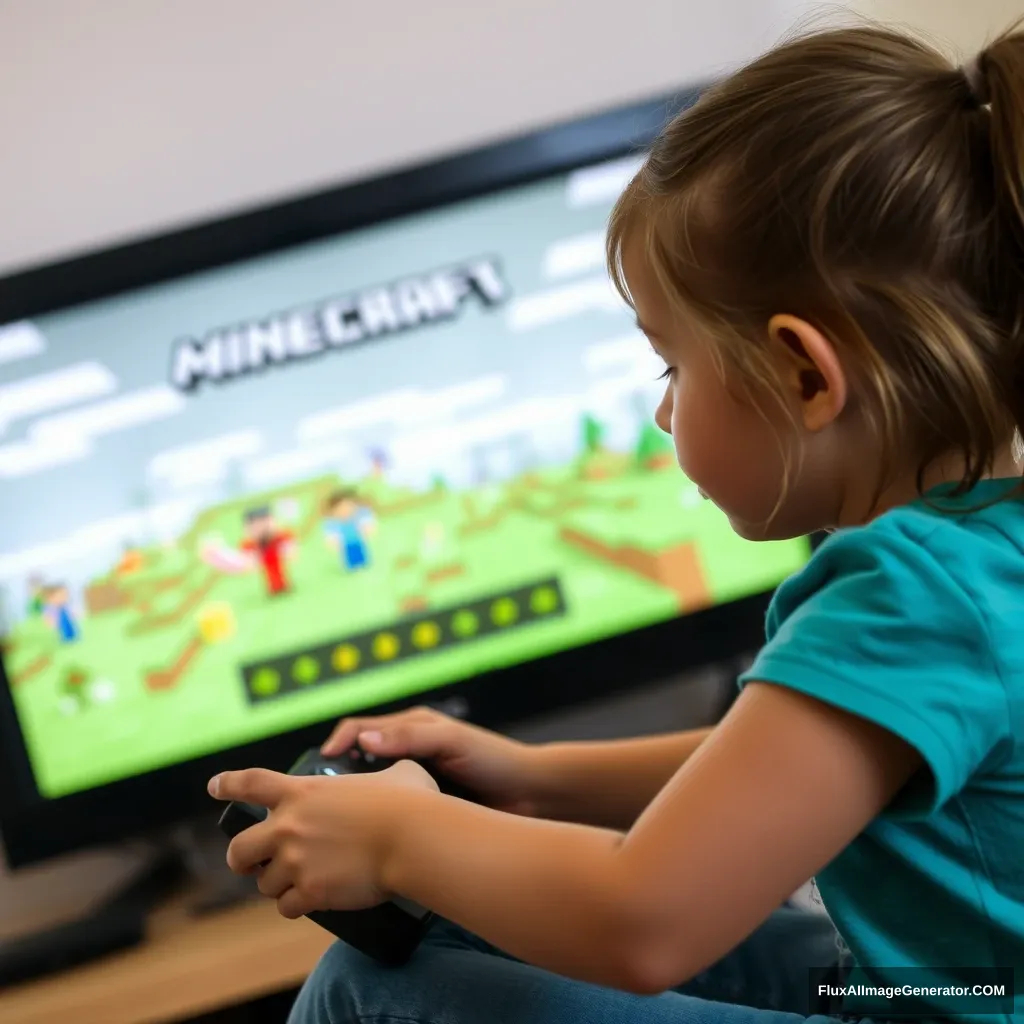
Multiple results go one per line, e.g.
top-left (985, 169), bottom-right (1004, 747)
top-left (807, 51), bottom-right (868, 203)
top-left (208, 760), bottom-right (437, 919)
top-left (321, 706), bottom-right (540, 816)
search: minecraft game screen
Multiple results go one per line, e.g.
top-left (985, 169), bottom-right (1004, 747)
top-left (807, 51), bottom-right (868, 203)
top-left (0, 155), bottom-right (811, 800)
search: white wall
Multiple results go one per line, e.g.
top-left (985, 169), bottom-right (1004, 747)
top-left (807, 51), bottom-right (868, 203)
top-left (852, 0), bottom-right (1024, 52)
top-left (0, 0), bottom-right (815, 276)
top-left (4, 1), bottom-right (1015, 277)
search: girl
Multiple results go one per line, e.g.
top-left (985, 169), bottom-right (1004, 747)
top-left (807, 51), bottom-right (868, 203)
top-left (210, 22), bottom-right (1024, 1024)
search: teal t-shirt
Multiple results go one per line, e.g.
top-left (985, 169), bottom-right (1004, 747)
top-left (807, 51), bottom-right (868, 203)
top-left (739, 480), bottom-right (1023, 1023)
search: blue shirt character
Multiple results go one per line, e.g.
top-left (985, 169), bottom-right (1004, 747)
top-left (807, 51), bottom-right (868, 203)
top-left (44, 585), bottom-right (80, 643)
top-left (323, 494), bottom-right (375, 572)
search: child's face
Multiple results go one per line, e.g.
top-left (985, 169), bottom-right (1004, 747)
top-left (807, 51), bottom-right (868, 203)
top-left (332, 499), bottom-right (356, 519)
top-left (623, 244), bottom-right (821, 540)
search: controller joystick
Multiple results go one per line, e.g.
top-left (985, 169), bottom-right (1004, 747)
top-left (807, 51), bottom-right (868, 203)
top-left (217, 744), bottom-right (476, 965)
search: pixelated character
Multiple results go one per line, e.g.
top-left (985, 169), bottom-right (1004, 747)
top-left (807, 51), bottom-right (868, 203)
top-left (239, 507), bottom-right (295, 596)
top-left (368, 447), bottom-right (389, 479)
top-left (199, 532), bottom-right (251, 573)
top-left (43, 583), bottom-right (80, 643)
top-left (323, 489), bottom-right (376, 572)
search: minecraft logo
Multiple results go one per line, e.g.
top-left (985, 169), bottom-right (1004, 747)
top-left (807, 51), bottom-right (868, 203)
top-left (168, 256), bottom-right (509, 392)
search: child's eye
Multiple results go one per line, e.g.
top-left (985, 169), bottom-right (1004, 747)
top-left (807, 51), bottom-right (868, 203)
top-left (656, 366), bottom-right (674, 381)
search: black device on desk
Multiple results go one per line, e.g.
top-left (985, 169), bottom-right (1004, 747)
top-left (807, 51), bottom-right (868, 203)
top-left (0, 851), bottom-right (184, 987)
top-left (218, 745), bottom-right (478, 965)
top-left (0, 74), bottom-right (815, 881)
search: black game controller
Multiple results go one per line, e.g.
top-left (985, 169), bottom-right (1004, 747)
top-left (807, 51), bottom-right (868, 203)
top-left (217, 745), bottom-right (477, 965)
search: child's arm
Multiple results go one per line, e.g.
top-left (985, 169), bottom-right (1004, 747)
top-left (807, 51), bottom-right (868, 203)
top-left (321, 708), bottom-right (712, 829)
top-left (526, 728), bottom-right (714, 828)
top-left (217, 680), bottom-right (920, 993)
top-left (382, 681), bottom-right (919, 991)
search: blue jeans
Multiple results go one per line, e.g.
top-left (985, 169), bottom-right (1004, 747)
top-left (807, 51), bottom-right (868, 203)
top-left (288, 904), bottom-right (861, 1024)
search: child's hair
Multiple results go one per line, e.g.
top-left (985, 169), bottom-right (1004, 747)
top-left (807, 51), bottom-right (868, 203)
top-left (608, 22), bottom-right (1024, 501)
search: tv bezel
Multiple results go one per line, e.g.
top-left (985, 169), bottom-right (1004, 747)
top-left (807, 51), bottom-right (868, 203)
top-left (0, 81), bottom-right (795, 868)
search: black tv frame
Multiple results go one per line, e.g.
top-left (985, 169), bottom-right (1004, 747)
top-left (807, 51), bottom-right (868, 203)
top-left (0, 81), bottom-right (795, 868)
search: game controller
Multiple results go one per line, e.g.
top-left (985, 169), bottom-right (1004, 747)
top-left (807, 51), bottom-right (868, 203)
top-left (217, 745), bottom-right (477, 965)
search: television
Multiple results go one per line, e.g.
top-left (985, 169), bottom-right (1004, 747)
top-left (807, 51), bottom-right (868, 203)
top-left (0, 84), bottom-right (812, 868)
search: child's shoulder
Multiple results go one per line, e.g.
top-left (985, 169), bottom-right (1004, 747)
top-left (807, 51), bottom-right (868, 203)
top-left (768, 485), bottom-right (1024, 681)
top-left (744, 490), bottom-right (1021, 814)
top-left (787, 484), bottom-right (1024, 598)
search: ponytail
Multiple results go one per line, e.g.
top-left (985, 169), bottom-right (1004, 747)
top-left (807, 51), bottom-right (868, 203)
top-left (980, 29), bottom-right (1024, 257)
top-left (973, 26), bottom-right (1024, 444)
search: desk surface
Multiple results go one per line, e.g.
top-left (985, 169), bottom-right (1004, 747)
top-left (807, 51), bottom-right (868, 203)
top-left (0, 894), bottom-right (333, 1024)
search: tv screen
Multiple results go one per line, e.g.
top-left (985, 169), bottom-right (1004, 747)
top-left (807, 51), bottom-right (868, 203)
top-left (0, 153), bottom-right (810, 803)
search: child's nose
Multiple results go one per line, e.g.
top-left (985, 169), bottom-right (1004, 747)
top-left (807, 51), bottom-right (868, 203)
top-left (654, 393), bottom-right (673, 435)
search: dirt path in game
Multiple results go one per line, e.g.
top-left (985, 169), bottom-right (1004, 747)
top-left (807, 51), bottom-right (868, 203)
top-left (8, 650), bottom-right (52, 685)
top-left (127, 571), bottom-right (221, 637)
top-left (418, 464), bottom-right (708, 610)
top-left (131, 573), bottom-right (188, 614)
top-left (559, 527), bottom-right (709, 610)
top-left (145, 635), bottom-right (204, 691)
top-left (129, 478), bottom-right (355, 687)
top-left (501, 461), bottom-right (711, 609)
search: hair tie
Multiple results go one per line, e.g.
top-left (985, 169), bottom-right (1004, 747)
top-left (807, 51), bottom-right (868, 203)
top-left (960, 55), bottom-right (990, 106)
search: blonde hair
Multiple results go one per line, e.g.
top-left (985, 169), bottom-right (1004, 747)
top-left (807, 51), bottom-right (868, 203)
top-left (608, 23), bottom-right (1024, 502)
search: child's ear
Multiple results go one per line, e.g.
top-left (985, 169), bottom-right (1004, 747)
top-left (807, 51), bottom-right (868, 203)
top-left (767, 314), bottom-right (848, 431)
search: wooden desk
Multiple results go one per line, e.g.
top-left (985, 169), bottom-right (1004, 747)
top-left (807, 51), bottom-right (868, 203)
top-left (0, 894), bottom-right (333, 1024)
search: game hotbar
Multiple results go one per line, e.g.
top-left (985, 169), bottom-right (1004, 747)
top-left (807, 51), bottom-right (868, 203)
top-left (0, 156), bottom-right (809, 800)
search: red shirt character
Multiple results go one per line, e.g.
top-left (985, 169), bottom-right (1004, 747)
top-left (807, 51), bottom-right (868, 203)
top-left (240, 508), bottom-right (294, 595)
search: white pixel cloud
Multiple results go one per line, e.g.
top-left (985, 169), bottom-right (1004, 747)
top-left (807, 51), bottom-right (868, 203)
top-left (582, 333), bottom-right (651, 373)
top-left (296, 388), bottom-right (420, 442)
top-left (0, 499), bottom-right (201, 582)
top-left (506, 276), bottom-right (624, 333)
top-left (148, 429), bottom-right (264, 490)
top-left (0, 362), bottom-right (117, 434)
top-left (31, 385), bottom-right (184, 441)
top-left (0, 383), bottom-right (186, 479)
top-left (245, 442), bottom-right (352, 490)
top-left (0, 321), bottom-right (46, 366)
top-left (542, 232), bottom-right (608, 280)
top-left (564, 155), bottom-right (645, 209)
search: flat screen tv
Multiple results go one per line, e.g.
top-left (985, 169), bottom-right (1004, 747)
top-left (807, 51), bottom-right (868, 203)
top-left (0, 83), bottom-right (812, 867)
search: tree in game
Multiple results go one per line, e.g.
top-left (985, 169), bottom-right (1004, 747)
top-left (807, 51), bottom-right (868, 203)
top-left (60, 666), bottom-right (92, 713)
top-left (431, 474), bottom-right (449, 493)
top-left (581, 414), bottom-right (605, 454)
top-left (634, 421), bottom-right (675, 468)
